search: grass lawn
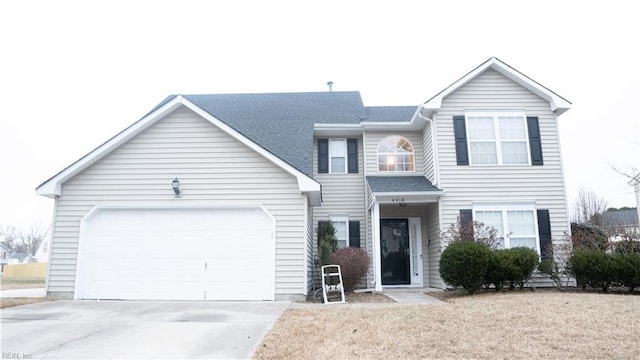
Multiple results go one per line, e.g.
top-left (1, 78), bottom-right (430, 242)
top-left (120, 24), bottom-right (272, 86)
top-left (255, 291), bottom-right (640, 359)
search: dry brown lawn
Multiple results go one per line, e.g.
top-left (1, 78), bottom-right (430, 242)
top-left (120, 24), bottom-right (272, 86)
top-left (0, 278), bottom-right (45, 290)
top-left (255, 291), bottom-right (640, 359)
top-left (0, 297), bottom-right (51, 308)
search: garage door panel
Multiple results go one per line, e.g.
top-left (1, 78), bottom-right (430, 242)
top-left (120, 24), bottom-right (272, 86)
top-left (78, 207), bottom-right (274, 300)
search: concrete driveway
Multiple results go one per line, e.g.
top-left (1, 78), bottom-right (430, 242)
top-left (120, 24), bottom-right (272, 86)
top-left (1, 300), bottom-right (289, 359)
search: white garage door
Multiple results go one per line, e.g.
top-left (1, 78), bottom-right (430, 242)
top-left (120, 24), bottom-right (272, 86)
top-left (76, 207), bottom-right (275, 301)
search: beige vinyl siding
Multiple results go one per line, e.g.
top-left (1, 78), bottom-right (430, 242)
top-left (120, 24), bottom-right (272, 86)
top-left (423, 121), bottom-right (436, 184)
top-left (364, 131), bottom-right (424, 175)
top-left (49, 106), bottom-right (307, 297)
top-left (312, 137), bottom-right (366, 243)
top-left (434, 69), bottom-right (571, 274)
top-left (426, 202), bottom-right (443, 288)
top-left (305, 202), bottom-right (315, 294)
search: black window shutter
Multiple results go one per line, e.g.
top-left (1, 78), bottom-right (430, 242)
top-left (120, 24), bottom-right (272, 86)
top-left (318, 139), bottom-right (329, 173)
top-left (537, 209), bottom-right (552, 260)
top-left (347, 139), bottom-right (358, 173)
top-left (453, 116), bottom-right (469, 165)
top-left (527, 116), bottom-right (543, 166)
top-left (459, 209), bottom-right (473, 241)
top-left (349, 220), bottom-right (360, 248)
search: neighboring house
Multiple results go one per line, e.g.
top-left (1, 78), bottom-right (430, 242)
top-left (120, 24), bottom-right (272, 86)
top-left (602, 209), bottom-right (640, 236)
top-left (36, 57), bottom-right (572, 301)
top-left (34, 234), bottom-right (50, 263)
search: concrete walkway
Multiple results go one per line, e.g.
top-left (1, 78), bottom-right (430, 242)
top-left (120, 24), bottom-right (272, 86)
top-left (383, 290), bottom-right (445, 305)
top-left (0, 288), bottom-right (46, 298)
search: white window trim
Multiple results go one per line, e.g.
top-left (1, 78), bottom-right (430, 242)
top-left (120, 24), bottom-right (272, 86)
top-left (472, 203), bottom-right (540, 255)
top-left (376, 135), bottom-right (416, 173)
top-left (330, 214), bottom-right (349, 248)
top-left (464, 110), bottom-right (531, 166)
top-left (329, 138), bottom-right (347, 174)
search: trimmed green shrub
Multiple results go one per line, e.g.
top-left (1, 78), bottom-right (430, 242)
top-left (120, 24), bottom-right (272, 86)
top-left (537, 259), bottom-right (556, 279)
top-left (329, 247), bottom-right (370, 292)
top-left (440, 241), bottom-right (491, 294)
top-left (485, 247), bottom-right (539, 290)
top-left (505, 247), bottom-right (539, 289)
top-left (614, 253), bottom-right (640, 292)
top-left (568, 249), bottom-right (617, 291)
top-left (485, 249), bottom-right (519, 290)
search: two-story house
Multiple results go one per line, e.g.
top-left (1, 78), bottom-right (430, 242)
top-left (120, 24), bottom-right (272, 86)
top-left (36, 57), bottom-right (572, 300)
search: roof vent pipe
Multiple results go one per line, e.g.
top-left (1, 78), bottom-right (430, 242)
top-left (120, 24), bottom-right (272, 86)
top-left (327, 81), bottom-right (333, 92)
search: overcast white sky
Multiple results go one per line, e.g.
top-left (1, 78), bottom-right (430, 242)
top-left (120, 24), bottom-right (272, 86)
top-left (1, 0), bottom-right (638, 232)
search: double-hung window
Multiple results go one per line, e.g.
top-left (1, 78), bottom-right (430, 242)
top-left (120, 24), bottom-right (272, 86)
top-left (331, 215), bottom-right (349, 248)
top-left (318, 138), bottom-right (358, 174)
top-left (466, 111), bottom-right (530, 165)
top-left (473, 204), bottom-right (539, 253)
top-left (329, 139), bottom-right (347, 173)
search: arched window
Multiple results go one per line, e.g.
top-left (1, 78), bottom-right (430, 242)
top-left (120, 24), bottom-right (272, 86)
top-left (377, 136), bottom-right (415, 172)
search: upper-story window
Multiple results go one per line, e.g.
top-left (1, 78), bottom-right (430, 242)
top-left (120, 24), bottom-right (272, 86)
top-left (454, 111), bottom-right (543, 166)
top-left (467, 111), bottom-right (528, 165)
top-left (329, 139), bottom-right (347, 173)
top-left (318, 138), bottom-right (359, 174)
top-left (377, 136), bottom-right (415, 172)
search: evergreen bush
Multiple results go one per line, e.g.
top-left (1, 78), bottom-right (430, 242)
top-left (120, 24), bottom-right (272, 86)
top-left (613, 253), bottom-right (640, 292)
top-left (568, 249), bottom-right (617, 291)
top-left (439, 241), bottom-right (491, 294)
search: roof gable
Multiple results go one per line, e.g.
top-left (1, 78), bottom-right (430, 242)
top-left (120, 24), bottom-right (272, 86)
top-left (421, 57), bottom-right (571, 117)
top-left (36, 95), bottom-right (322, 202)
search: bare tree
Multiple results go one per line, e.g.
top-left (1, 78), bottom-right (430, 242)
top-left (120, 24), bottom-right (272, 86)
top-left (18, 225), bottom-right (48, 257)
top-left (609, 136), bottom-right (640, 231)
top-left (1, 224), bottom-right (49, 258)
top-left (0, 224), bottom-right (18, 251)
top-left (572, 188), bottom-right (608, 225)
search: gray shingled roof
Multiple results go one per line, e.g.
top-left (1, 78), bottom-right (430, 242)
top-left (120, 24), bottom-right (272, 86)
top-left (170, 92), bottom-right (369, 176)
top-left (148, 93), bottom-right (418, 177)
top-left (603, 209), bottom-right (639, 226)
top-left (364, 106), bottom-right (417, 122)
top-left (366, 176), bottom-right (441, 193)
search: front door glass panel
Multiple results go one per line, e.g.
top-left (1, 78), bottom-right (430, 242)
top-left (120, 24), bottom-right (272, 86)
top-left (380, 219), bottom-right (410, 285)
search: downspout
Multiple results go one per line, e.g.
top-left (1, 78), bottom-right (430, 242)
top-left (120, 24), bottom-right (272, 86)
top-left (417, 108), bottom-right (439, 186)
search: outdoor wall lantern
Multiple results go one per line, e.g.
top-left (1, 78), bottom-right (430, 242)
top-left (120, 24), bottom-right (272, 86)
top-left (172, 177), bottom-right (181, 197)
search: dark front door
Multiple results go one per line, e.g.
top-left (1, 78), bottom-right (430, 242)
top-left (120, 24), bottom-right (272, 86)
top-left (380, 219), bottom-right (410, 285)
